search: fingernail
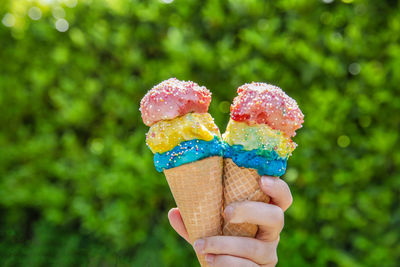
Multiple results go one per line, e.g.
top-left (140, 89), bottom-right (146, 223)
top-left (193, 239), bottom-right (205, 254)
top-left (223, 206), bottom-right (234, 221)
top-left (205, 254), bottom-right (215, 265)
top-left (261, 176), bottom-right (275, 188)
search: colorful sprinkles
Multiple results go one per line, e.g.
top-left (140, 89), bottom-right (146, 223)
top-left (140, 78), bottom-right (222, 171)
top-left (140, 78), bottom-right (212, 126)
top-left (224, 82), bottom-right (304, 176)
top-left (230, 82), bottom-right (304, 137)
top-left (146, 112), bottom-right (220, 153)
top-left (154, 137), bottom-right (224, 172)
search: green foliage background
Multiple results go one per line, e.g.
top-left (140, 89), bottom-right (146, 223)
top-left (1, 0), bottom-right (399, 266)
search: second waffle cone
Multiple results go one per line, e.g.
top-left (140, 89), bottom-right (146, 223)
top-left (222, 158), bottom-right (270, 237)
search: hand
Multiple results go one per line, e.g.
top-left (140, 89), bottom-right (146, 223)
top-left (168, 176), bottom-right (293, 267)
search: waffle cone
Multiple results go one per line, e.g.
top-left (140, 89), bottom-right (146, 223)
top-left (164, 156), bottom-right (223, 267)
top-left (222, 158), bottom-right (270, 237)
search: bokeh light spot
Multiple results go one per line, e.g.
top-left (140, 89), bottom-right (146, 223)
top-left (349, 63), bottom-right (361, 75)
top-left (2, 13), bottom-right (15, 27)
top-left (52, 7), bottom-right (66, 19)
top-left (332, 32), bottom-right (343, 41)
top-left (257, 19), bottom-right (269, 30)
top-left (359, 116), bottom-right (371, 128)
top-left (55, 19), bottom-right (69, 32)
top-left (39, 0), bottom-right (56, 4)
top-left (90, 139), bottom-right (104, 155)
top-left (160, 0), bottom-right (174, 3)
top-left (322, 0), bottom-right (334, 3)
top-left (219, 101), bottom-right (231, 113)
top-left (65, 0), bottom-right (78, 8)
top-left (342, 0), bottom-right (354, 3)
top-left (337, 135), bottom-right (351, 148)
top-left (28, 7), bottom-right (42, 21)
top-left (285, 168), bottom-right (299, 183)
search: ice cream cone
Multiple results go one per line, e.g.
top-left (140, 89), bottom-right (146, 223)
top-left (222, 82), bottom-right (304, 238)
top-left (164, 156), bottom-right (223, 267)
top-left (222, 158), bottom-right (270, 237)
top-left (141, 79), bottom-right (225, 266)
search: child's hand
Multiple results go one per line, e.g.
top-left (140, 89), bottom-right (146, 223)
top-left (168, 176), bottom-right (292, 267)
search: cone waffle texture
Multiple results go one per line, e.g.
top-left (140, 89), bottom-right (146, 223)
top-left (164, 156), bottom-right (223, 267)
top-left (223, 158), bottom-right (270, 237)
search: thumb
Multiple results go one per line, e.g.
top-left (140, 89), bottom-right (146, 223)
top-left (168, 208), bottom-right (190, 243)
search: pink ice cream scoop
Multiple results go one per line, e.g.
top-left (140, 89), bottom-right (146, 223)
top-left (230, 82), bottom-right (304, 137)
top-left (140, 78), bottom-right (211, 126)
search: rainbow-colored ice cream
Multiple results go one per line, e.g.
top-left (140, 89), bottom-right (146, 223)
top-left (141, 78), bottom-right (224, 172)
top-left (223, 82), bottom-right (304, 176)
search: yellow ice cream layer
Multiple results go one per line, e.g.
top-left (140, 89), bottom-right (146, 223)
top-left (223, 120), bottom-right (296, 158)
top-left (146, 112), bottom-right (221, 153)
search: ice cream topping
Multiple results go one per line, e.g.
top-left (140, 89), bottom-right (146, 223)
top-left (141, 78), bottom-right (223, 172)
top-left (154, 137), bottom-right (224, 172)
top-left (223, 120), bottom-right (295, 159)
top-left (140, 78), bottom-right (211, 127)
top-left (223, 82), bottom-right (304, 176)
top-left (230, 82), bottom-right (304, 137)
top-left (224, 144), bottom-right (287, 176)
top-left (146, 113), bottom-right (220, 154)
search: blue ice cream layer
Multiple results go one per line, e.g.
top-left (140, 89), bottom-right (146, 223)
top-left (154, 137), bottom-right (224, 172)
top-left (224, 144), bottom-right (287, 176)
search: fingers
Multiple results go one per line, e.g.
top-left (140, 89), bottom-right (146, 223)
top-left (259, 176), bottom-right (293, 211)
top-left (194, 236), bottom-right (278, 265)
top-left (224, 201), bottom-right (284, 242)
top-left (167, 208), bottom-right (190, 243)
top-left (206, 254), bottom-right (261, 267)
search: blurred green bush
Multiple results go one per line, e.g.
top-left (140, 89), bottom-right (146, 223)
top-left (0, 0), bottom-right (399, 266)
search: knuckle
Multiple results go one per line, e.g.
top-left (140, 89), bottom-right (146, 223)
top-left (203, 236), bottom-right (222, 252)
top-left (233, 201), bottom-right (250, 220)
top-left (284, 194), bottom-right (293, 211)
top-left (241, 200), bottom-right (253, 209)
top-left (258, 242), bottom-right (275, 264)
top-left (255, 243), bottom-right (270, 263)
top-left (271, 255), bottom-right (278, 266)
top-left (263, 251), bottom-right (278, 266)
top-left (230, 201), bottom-right (243, 213)
top-left (288, 194), bottom-right (293, 207)
top-left (204, 237), bottom-right (215, 250)
top-left (244, 240), bottom-right (260, 257)
top-left (272, 206), bottom-right (284, 227)
top-left (271, 250), bottom-right (279, 265)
